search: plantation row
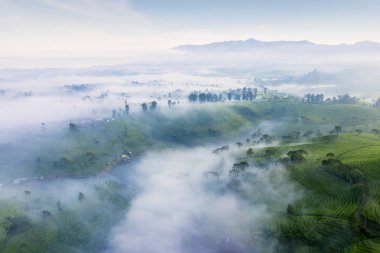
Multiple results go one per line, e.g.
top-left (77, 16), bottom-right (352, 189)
top-left (253, 134), bottom-right (380, 252)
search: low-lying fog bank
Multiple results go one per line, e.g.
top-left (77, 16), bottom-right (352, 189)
top-left (108, 146), bottom-right (300, 253)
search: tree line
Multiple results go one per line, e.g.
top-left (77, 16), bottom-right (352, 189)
top-left (303, 93), bottom-right (359, 104)
top-left (188, 87), bottom-right (258, 103)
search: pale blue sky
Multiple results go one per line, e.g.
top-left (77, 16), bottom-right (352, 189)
top-left (0, 0), bottom-right (379, 57)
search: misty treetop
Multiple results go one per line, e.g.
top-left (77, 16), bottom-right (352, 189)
top-left (188, 87), bottom-right (258, 103)
top-left (303, 93), bottom-right (360, 104)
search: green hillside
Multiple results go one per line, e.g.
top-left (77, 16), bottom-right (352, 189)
top-left (2, 101), bottom-right (380, 252)
top-left (242, 133), bottom-right (380, 252)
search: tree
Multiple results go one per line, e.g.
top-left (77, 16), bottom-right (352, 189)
top-left (246, 148), bottom-right (254, 157)
top-left (321, 158), bottom-right (342, 166)
top-left (57, 201), bottom-right (62, 211)
top-left (236, 142), bottom-right (243, 148)
top-left (303, 130), bottom-right (314, 138)
top-left (188, 92), bottom-right (198, 102)
top-left (287, 204), bottom-right (295, 215)
top-left (355, 129), bottom-right (362, 135)
top-left (236, 161), bottom-right (249, 173)
top-left (69, 122), bottom-right (78, 131)
top-left (352, 183), bottom-right (366, 201)
top-left (86, 152), bottom-right (95, 161)
top-left (141, 103), bottom-right (148, 112)
top-left (229, 161), bottom-right (249, 177)
top-left (347, 169), bottom-right (364, 184)
top-left (42, 210), bottom-right (52, 219)
top-left (371, 129), bottom-right (380, 135)
top-left (150, 101), bottom-right (157, 111)
top-left (334, 126), bottom-right (342, 134)
top-left (260, 134), bottom-right (273, 144)
top-left (229, 167), bottom-right (239, 177)
top-left (78, 192), bottom-right (85, 202)
top-left (287, 149), bottom-right (308, 163)
top-left (125, 104), bottom-right (130, 115)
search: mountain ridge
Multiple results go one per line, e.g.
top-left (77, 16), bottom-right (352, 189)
top-left (173, 38), bottom-right (380, 52)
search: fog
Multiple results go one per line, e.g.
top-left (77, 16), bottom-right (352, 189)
top-left (2, 59), bottom-right (380, 141)
top-left (108, 146), bottom-right (299, 253)
top-left (0, 99), bottom-right (301, 252)
top-left (1, 43), bottom-right (380, 252)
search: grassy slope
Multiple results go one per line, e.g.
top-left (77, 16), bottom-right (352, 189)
top-left (33, 104), bottom-right (253, 177)
top-left (254, 133), bottom-right (380, 252)
top-left (33, 102), bottom-right (380, 177)
top-left (0, 180), bottom-right (130, 253)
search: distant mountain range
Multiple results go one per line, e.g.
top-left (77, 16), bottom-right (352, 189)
top-left (173, 38), bottom-right (380, 53)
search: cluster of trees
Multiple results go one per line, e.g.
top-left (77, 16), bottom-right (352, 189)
top-left (167, 99), bottom-right (179, 107)
top-left (321, 154), bottom-right (364, 186)
top-left (97, 91), bottom-right (109, 99)
top-left (212, 145), bottom-right (229, 154)
top-left (282, 131), bottom-right (302, 143)
top-left (286, 149), bottom-right (308, 163)
top-left (62, 84), bottom-right (92, 92)
top-left (229, 161), bottom-right (249, 177)
top-left (281, 128), bottom-right (346, 144)
top-left (188, 87), bottom-right (258, 103)
top-left (258, 134), bottom-right (273, 144)
top-left (327, 94), bottom-right (359, 104)
top-left (141, 101), bottom-right (157, 112)
top-left (188, 92), bottom-right (220, 103)
top-left (303, 93), bottom-right (359, 105)
top-left (303, 93), bottom-right (324, 104)
top-left (114, 98), bottom-right (176, 118)
top-left (246, 148), bottom-right (254, 156)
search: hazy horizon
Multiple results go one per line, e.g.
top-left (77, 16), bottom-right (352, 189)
top-left (1, 0), bottom-right (380, 59)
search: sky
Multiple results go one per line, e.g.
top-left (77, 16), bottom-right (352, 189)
top-left (0, 0), bottom-right (379, 57)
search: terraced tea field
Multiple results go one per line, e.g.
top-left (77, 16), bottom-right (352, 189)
top-left (261, 134), bottom-right (380, 252)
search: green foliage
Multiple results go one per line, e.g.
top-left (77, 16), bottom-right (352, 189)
top-left (269, 133), bottom-right (380, 251)
top-left (0, 201), bottom-right (22, 245)
top-left (2, 221), bottom-right (58, 253)
top-left (269, 216), bottom-right (352, 251)
top-left (246, 148), bottom-right (254, 156)
top-left (0, 179), bottom-right (131, 253)
top-left (342, 238), bottom-right (380, 252)
top-left (287, 149), bottom-right (308, 163)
